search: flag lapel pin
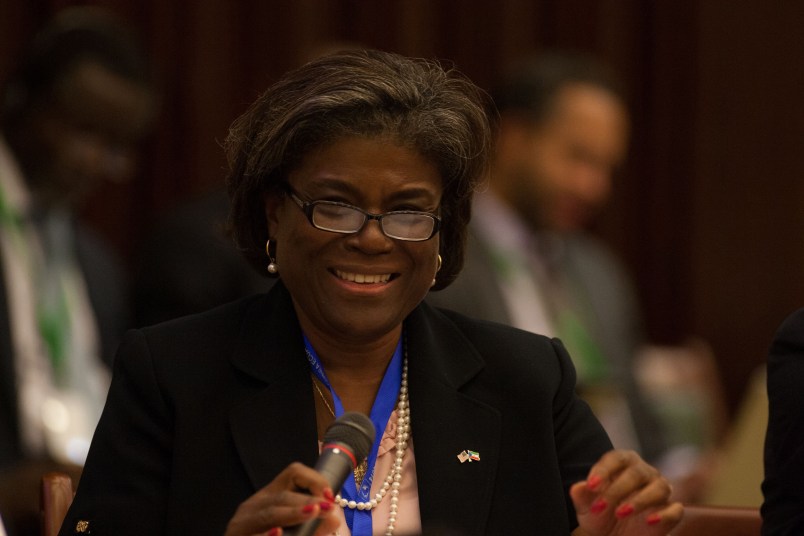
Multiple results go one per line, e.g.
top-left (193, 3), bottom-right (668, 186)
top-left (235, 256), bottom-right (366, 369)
top-left (457, 449), bottom-right (480, 463)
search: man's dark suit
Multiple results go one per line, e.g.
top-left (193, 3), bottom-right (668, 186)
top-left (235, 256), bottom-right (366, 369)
top-left (61, 282), bottom-right (612, 535)
top-left (0, 246), bottom-right (19, 465)
top-left (762, 308), bottom-right (804, 535)
top-left (133, 188), bottom-right (270, 327)
top-left (428, 228), bottom-right (664, 462)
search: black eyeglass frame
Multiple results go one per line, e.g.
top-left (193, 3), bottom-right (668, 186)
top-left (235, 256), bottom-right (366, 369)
top-left (283, 185), bottom-right (441, 242)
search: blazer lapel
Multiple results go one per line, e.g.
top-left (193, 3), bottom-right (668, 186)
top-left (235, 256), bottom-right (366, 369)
top-left (228, 284), bottom-right (319, 490)
top-left (407, 304), bottom-right (501, 536)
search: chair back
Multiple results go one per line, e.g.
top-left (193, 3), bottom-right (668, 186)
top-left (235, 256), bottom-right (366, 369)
top-left (40, 472), bottom-right (74, 536)
top-left (673, 504), bottom-right (761, 536)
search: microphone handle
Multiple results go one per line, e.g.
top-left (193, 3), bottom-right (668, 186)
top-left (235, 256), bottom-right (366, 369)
top-left (284, 445), bottom-right (355, 536)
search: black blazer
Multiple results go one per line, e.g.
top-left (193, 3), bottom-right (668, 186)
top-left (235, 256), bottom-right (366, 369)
top-left (60, 283), bottom-right (611, 535)
top-left (762, 308), bottom-right (804, 535)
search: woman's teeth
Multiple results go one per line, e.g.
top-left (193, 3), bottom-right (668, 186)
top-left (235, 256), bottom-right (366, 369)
top-left (335, 270), bottom-right (391, 284)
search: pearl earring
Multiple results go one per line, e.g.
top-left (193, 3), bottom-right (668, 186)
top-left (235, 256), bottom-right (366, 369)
top-left (431, 254), bottom-right (442, 287)
top-left (266, 240), bottom-right (278, 274)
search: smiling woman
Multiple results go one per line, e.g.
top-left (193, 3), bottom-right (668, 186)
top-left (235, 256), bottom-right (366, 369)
top-left (59, 49), bottom-right (682, 536)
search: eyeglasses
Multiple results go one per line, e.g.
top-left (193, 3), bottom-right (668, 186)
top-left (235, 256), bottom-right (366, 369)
top-left (285, 186), bottom-right (441, 242)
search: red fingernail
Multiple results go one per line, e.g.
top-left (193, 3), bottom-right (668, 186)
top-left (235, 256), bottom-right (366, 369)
top-left (267, 528), bottom-right (282, 536)
top-left (301, 504), bottom-right (316, 514)
top-left (319, 501), bottom-right (333, 511)
top-left (587, 475), bottom-right (602, 491)
top-left (590, 499), bottom-right (608, 514)
top-left (615, 504), bottom-right (634, 518)
top-left (647, 513), bottom-right (662, 525)
top-left (323, 488), bottom-right (335, 502)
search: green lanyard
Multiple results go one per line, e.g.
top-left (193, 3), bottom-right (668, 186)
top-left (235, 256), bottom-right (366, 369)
top-left (488, 239), bottom-right (609, 383)
top-left (0, 183), bottom-right (70, 379)
top-left (0, 181), bottom-right (19, 228)
top-left (555, 309), bottom-right (608, 384)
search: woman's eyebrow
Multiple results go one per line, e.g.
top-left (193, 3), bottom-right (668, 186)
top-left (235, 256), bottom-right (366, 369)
top-left (387, 187), bottom-right (440, 204)
top-left (302, 177), bottom-right (439, 202)
top-left (301, 176), bottom-right (357, 194)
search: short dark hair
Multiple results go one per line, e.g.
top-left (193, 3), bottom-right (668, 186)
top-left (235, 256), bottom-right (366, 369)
top-left (493, 51), bottom-right (625, 123)
top-left (1, 6), bottom-right (152, 126)
top-left (225, 49), bottom-right (493, 290)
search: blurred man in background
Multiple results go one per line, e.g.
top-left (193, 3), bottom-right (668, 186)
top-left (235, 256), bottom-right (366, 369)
top-left (0, 7), bottom-right (154, 534)
top-left (428, 51), bottom-right (665, 461)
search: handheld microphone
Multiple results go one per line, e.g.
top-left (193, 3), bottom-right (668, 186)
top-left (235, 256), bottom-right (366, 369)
top-left (285, 411), bottom-right (375, 536)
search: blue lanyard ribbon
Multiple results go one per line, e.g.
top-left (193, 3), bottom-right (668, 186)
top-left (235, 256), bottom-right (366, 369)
top-left (304, 334), bottom-right (403, 536)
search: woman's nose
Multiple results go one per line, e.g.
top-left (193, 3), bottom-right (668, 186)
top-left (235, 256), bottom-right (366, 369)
top-left (346, 218), bottom-right (394, 253)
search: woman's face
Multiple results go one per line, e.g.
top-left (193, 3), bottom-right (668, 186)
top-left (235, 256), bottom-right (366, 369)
top-left (265, 136), bottom-right (442, 345)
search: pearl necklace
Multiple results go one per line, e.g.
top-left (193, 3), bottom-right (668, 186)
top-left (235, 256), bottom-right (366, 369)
top-left (328, 355), bottom-right (410, 536)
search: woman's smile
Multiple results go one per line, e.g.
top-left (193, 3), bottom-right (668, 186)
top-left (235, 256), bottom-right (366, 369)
top-left (333, 269), bottom-right (394, 284)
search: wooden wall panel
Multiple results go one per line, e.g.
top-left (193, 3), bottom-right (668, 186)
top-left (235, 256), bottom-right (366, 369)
top-left (692, 2), bottom-right (804, 408)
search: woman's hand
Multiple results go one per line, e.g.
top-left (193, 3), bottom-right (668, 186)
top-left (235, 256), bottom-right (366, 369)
top-left (224, 462), bottom-right (340, 536)
top-left (569, 450), bottom-right (683, 536)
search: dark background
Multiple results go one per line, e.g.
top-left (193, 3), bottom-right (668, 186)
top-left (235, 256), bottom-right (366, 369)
top-left (2, 0), bottom-right (803, 417)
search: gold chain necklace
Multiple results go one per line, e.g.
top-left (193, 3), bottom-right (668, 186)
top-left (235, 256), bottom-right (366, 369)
top-left (313, 378), bottom-right (369, 486)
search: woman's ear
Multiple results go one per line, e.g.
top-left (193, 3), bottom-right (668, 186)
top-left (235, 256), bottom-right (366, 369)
top-left (263, 190), bottom-right (283, 236)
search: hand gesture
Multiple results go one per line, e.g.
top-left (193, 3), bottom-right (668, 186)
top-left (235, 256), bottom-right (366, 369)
top-left (570, 450), bottom-right (683, 536)
top-left (224, 462), bottom-right (340, 536)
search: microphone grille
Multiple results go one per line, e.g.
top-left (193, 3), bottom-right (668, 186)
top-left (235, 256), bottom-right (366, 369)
top-left (323, 411), bottom-right (375, 463)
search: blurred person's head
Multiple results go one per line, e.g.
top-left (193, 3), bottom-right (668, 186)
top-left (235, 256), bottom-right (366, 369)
top-left (489, 51), bottom-right (629, 233)
top-left (1, 7), bottom-right (155, 211)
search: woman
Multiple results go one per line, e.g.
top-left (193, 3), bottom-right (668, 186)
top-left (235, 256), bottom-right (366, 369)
top-left (60, 50), bottom-right (681, 536)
